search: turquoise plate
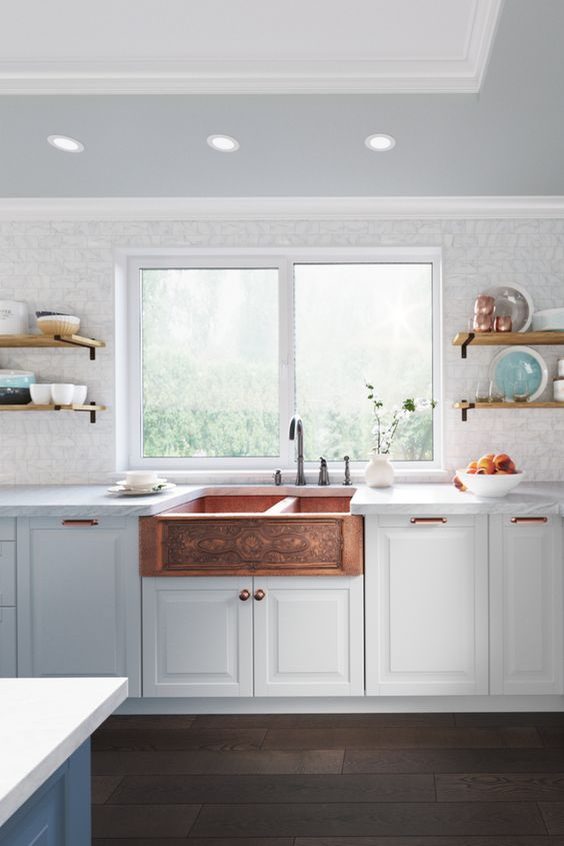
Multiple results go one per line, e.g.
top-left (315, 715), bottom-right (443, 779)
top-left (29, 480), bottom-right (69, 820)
top-left (488, 346), bottom-right (548, 402)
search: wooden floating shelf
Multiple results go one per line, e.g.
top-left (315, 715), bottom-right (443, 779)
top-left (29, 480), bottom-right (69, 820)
top-left (452, 331), bottom-right (564, 358)
top-left (454, 400), bottom-right (564, 421)
top-left (0, 334), bottom-right (105, 360)
top-left (0, 403), bottom-right (106, 423)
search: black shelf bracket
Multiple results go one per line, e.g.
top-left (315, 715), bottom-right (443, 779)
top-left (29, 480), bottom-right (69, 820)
top-left (54, 334), bottom-right (98, 360)
top-left (460, 401), bottom-right (475, 422)
top-left (53, 401), bottom-right (100, 423)
top-left (460, 332), bottom-right (475, 359)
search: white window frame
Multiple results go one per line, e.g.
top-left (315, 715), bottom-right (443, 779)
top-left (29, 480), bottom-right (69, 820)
top-left (119, 247), bottom-right (443, 472)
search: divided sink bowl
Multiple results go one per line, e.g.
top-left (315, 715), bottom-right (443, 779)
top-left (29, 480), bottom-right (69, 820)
top-left (140, 490), bottom-right (363, 577)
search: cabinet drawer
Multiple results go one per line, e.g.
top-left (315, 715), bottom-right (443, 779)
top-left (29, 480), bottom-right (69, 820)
top-left (0, 542), bottom-right (15, 606)
top-left (0, 519), bottom-right (15, 541)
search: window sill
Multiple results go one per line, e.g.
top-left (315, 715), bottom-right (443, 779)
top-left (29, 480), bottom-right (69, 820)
top-left (123, 467), bottom-right (451, 486)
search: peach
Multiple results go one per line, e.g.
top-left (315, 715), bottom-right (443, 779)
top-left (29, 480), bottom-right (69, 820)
top-left (466, 460), bottom-right (478, 475)
top-left (479, 453), bottom-right (495, 463)
top-left (494, 453), bottom-right (516, 473)
top-left (453, 474), bottom-right (467, 492)
top-left (477, 457), bottom-right (496, 475)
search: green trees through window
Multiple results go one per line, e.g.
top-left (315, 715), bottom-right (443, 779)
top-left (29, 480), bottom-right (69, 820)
top-left (139, 260), bottom-right (435, 463)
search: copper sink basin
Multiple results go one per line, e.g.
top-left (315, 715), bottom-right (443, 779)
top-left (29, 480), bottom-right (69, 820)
top-left (163, 494), bottom-right (287, 514)
top-left (271, 495), bottom-right (351, 514)
top-left (140, 490), bottom-right (362, 577)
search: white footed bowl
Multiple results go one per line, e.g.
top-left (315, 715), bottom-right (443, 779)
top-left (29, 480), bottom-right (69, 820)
top-left (456, 469), bottom-right (525, 498)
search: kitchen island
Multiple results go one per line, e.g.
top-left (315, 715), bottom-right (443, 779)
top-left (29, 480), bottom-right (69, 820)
top-left (0, 677), bottom-right (127, 844)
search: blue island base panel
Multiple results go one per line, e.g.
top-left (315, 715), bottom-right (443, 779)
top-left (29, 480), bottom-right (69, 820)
top-left (0, 740), bottom-right (91, 846)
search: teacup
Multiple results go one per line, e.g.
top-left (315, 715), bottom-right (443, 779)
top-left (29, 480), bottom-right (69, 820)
top-left (29, 384), bottom-right (53, 405)
top-left (50, 383), bottom-right (74, 405)
top-left (72, 385), bottom-right (87, 405)
top-left (124, 471), bottom-right (159, 489)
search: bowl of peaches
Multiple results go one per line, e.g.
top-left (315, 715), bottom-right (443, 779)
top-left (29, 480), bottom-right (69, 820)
top-left (454, 453), bottom-right (524, 498)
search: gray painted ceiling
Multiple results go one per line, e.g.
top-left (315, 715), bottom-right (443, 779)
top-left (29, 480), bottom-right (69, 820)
top-left (1, 0), bottom-right (563, 198)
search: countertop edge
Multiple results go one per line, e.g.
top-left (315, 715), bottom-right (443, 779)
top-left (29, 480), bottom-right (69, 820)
top-left (0, 678), bottom-right (127, 829)
top-left (0, 483), bottom-right (562, 516)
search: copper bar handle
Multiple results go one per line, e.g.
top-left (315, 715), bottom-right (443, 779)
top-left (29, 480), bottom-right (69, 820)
top-left (410, 517), bottom-right (447, 525)
top-left (239, 589), bottom-right (251, 602)
top-left (61, 519), bottom-right (99, 527)
top-left (254, 589), bottom-right (266, 601)
top-left (510, 517), bottom-right (548, 524)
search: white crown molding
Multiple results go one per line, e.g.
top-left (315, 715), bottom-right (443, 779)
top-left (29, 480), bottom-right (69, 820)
top-left (0, 1), bottom-right (504, 95)
top-left (0, 196), bottom-right (563, 221)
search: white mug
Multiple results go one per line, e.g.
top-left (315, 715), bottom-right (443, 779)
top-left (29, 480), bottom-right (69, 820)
top-left (50, 383), bottom-right (75, 405)
top-left (554, 378), bottom-right (564, 403)
top-left (558, 359), bottom-right (564, 378)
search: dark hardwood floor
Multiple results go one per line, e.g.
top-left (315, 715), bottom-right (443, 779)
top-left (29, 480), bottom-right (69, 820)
top-left (91, 712), bottom-right (564, 845)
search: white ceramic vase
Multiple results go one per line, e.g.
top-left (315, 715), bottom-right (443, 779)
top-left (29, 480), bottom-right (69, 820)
top-left (364, 452), bottom-right (394, 488)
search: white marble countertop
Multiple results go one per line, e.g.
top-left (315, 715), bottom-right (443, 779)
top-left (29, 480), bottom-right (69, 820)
top-left (0, 482), bottom-right (563, 516)
top-left (350, 482), bottom-right (564, 515)
top-left (0, 484), bottom-right (202, 516)
top-left (0, 677), bottom-right (127, 828)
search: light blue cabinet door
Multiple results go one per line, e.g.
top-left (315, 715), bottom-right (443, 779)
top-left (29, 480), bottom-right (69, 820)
top-left (0, 606), bottom-right (16, 677)
top-left (17, 517), bottom-right (141, 695)
top-left (0, 741), bottom-right (90, 846)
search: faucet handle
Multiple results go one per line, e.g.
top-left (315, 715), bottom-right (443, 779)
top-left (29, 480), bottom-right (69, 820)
top-left (318, 456), bottom-right (330, 486)
top-left (343, 455), bottom-right (352, 486)
top-left (273, 469), bottom-right (282, 486)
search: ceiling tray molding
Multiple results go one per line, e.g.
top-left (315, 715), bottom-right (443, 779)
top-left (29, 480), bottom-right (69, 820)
top-left (0, 0), bottom-right (504, 95)
top-left (0, 195), bottom-right (563, 221)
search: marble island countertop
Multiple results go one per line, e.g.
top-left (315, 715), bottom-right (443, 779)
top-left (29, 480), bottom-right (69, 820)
top-left (0, 482), bottom-right (563, 516)
top-left (0, 677), bottom-right (127, 828)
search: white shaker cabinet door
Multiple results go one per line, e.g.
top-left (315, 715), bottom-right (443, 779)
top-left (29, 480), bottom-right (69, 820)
top-left (0, 606), bottom-right (16, 677)
top-left (253, 576), bottom-right (364, 697)
top-left (490, 514), bottom-right (563, 695)
top-left (17, 517), bottom-right (141, 695)
top-left (365, 515), bottom-right (489, 696)
top-left (143, 577), bottom-right (253, 697)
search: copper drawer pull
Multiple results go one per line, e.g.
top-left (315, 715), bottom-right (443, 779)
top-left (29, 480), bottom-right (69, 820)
top-left (239, 589), bottom-right (251, 602)
top-left (61, 519), bottom-right (99, 527)
top-left (510, 517), bottom-right (548, 524)
top-left (410, 517), bottom-right (447, 525)
top-left (254, 589), bottom-right (266, 601)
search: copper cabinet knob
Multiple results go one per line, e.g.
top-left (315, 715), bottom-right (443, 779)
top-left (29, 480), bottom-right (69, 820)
top-left (239, 589), bottom-right (251, 601)
top-left (254, 589), bottom-right (266, 601)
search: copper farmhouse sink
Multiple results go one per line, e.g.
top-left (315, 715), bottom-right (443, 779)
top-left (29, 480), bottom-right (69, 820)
top-left (140, 491), bottom-right (363, 577)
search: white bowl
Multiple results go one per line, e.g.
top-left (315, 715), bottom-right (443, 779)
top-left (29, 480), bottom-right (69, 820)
top-left (456, 469), bottom-right (525, 498)
top-left (532, 308), bottom-right (564, 332)
top-left (36, 314), bottom-right (80, 336)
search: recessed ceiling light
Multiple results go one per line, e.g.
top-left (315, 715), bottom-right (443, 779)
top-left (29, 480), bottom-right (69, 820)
top-left (207, 134), bottom-right (240, 152)
top-left (47, 134), bottom-right (84, 153)
top-left (365, 133), bottom-right (396, 152)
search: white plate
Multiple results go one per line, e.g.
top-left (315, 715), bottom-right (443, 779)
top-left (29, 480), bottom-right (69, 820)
top-left (484, 284), bottom-right (534, 332)
top-left (107, 482), bottom-right (176, 496)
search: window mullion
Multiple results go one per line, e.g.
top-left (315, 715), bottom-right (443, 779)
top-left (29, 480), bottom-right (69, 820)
top-left (278, 257), bottom-right (295, 468)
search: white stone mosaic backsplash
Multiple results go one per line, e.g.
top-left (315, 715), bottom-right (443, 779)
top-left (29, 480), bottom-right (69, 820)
top-left (0, 216), bottom-right (563, 484)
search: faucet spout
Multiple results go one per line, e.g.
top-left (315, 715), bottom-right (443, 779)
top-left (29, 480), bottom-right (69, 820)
top-left (288, 414), bottom-right (306, 486)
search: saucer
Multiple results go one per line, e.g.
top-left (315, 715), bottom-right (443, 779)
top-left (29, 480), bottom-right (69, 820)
top-left (116, 477), bottom-right (167, 491)
top-left (107, 481), bottom-right (176, 496)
